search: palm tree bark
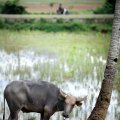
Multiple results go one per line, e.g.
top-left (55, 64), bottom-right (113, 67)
top-left (87, 0), bottom-right (120, 120)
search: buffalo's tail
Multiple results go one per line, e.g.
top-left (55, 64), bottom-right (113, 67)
top-left (3, 92), bottom-right (5, 120)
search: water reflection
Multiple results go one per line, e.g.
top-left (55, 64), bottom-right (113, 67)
top-left (0, 49), bottom-right (119, 120)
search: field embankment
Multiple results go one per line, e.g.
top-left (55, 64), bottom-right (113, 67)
top-left (0, 14), bottom-right (113, 22)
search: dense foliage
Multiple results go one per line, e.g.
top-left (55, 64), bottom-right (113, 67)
top-left (0, 18), bottom-right (112, 32)
top-left (94, 0), bottom-right (116, 14)
top-left (0, 0), bottom-right (27, 14)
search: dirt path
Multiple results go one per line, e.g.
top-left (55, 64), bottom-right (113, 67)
top-left (24, 4), bottom-right (102, 13)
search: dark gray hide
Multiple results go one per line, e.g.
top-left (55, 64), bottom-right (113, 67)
top-left (3, 81), bottom-right (85, 120)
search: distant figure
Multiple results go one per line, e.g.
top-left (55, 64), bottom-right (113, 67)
top-left (57, 4), bottom-right (69, 14)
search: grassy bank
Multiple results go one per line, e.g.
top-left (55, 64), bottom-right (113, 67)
top-left (0, 18), bottom-right (112, 32)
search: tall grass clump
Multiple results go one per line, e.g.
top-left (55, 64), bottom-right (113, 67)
top-left (94, 0), bottom-right (115, 14)
top-left (0, 0), bottom-right (27, 14)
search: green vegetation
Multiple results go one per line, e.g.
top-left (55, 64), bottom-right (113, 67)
top-left (0, 30), bottom-right (110, 54)
top-left (0, 0), bottom-right (27, 14)
top-left (0, 19), bottom-right (112, 32)
top-left (0, 0), bottom-right (105, 4)
top-left (0, 30), bottom-right (110, 80)
top-left (70, 10), bottom-right (94, 14)
top-left (21, 0), bottom-right (105, 4)
top-left (27, 117), bottom-right (36, 120)
top-left (94, 0), bottom-right (116, 14)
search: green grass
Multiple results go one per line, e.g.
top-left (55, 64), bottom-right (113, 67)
top-left (0, 30), bottom-right (111, 82)
top-left (0, 30), bottom-right (110, 80)
top-left (20, 0), bottom-right (105, 4)
top-left (0, 30), bottom-right (110, 54)
top-left (0, 0), bottom-right (105, 4)
top-left (0, 18), bottom-right (112, 32)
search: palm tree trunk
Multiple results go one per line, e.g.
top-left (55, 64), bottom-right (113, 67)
top-left (87, 0), bottom-right (120, 120)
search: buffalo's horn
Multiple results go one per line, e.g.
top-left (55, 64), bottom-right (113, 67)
top-left (76, 96), bottom-right (87, 102)
top-left (60, 89), bottom-right (67, 98)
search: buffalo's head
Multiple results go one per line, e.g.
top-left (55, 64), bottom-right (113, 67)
top-left (59, 90), bottom-right (87, 118)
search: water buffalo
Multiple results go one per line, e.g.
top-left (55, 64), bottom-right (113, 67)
top-left (3, 81), bottom-right (86, 120)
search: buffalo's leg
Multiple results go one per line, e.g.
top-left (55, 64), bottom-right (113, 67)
top-left (43, 113), bottom-right (50, 120)
top-left (6, 93), bottom-right (21, 120)
top-left (7, 101), bottom-right (21, 120)
top-left (43, 106), bottom-right (53, 120)
top-left (8, 110), bottom-right (20, 120)
top-left (40, 112), bottom-right (44, 120)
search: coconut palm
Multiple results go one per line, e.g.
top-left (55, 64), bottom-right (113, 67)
top-left (88, 0), bottom-right (120, 119)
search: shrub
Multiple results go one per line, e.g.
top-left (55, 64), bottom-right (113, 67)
top-left (94, 3), bottom-right (114, 14)
top-left (94, 0), bottom-right (116, 14)
top-left (0, 0), bottom-right (27, 14)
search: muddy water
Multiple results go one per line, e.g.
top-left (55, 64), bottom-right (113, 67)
top-left (0, 49), bottom-right (119, 120)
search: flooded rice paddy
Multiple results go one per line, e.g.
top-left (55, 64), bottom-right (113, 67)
top-left (0, 31), bottom-right (119, 120)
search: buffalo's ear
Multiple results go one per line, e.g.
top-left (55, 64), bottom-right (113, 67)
top-left (58, 89), bottom-right (67, 100)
